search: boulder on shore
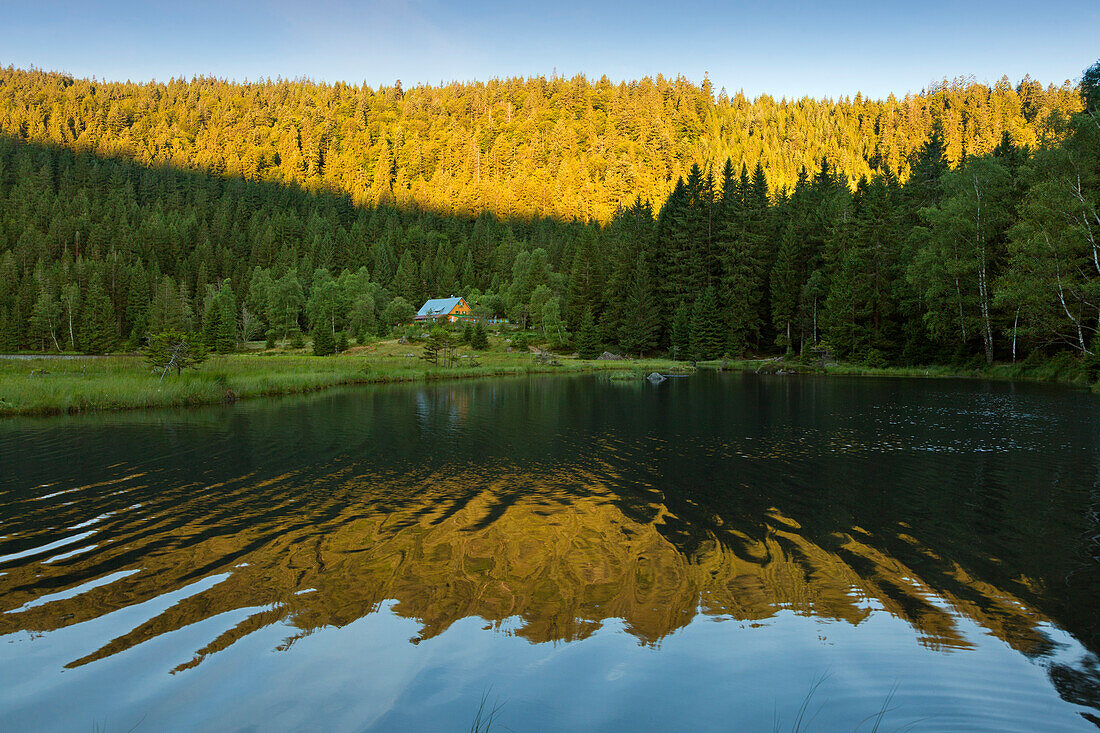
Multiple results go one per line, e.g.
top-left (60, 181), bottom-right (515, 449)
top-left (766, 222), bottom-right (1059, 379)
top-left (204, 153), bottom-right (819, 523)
top-left (597, 352), bottom-right (623, 361)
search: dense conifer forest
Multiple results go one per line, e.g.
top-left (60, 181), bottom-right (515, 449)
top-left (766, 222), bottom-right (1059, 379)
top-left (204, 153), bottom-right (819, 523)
top-left (0, 62), bottom-right (1098, 370)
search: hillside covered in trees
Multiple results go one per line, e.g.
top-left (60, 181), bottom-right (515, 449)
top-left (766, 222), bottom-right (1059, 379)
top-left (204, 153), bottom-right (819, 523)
top-left (0, 67), bottom-right (1081, 222)
top-left (0, 62), bottom-right (1098, 371)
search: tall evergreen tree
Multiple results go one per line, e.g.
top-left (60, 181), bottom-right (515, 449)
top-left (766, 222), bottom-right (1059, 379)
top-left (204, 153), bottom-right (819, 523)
top-left (80, 273), bottom-right (118, 354)
top-left (576, 309), bottom-right (601, 359)
top-left (618, 253), bottom-right (660, 356)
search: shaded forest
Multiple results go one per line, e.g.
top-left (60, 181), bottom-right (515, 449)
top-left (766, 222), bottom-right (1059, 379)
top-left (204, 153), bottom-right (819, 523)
top-left (0, 63), bottom-right (1098, 369)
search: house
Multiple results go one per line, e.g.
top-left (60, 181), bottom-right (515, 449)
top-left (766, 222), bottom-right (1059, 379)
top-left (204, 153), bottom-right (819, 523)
top-left (415, 296), bottom-right (474, 323)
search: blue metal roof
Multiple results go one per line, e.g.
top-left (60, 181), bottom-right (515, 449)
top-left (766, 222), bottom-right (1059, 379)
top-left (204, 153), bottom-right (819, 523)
top-left (416, 296), bottom-right (465, 317)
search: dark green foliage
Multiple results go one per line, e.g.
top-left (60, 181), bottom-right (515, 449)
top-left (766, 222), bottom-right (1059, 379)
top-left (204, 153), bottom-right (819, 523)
top-left (511, 332), bottom-right (529, 351)
top-left (460, 321), bottom-right (473, 344)
top-left (202, 281), bottom-right (238, 354)
top-left (471, 320), bottom-right (489, 350)
top-left (382, 297), bottom-right (416, 332)
top-left (690, 287), bottom-right (725, 360)
top-left (421, 328), bottom-right (451, 365)
top-left (144, 330), bottom-right (208, 378)
top-left (576, 310), bottom-right (601, 359)
top-left (80, 274), bottom-right (118, 355)
top-left (0, 307), bottom-right (17, 352)
top-left (0, 60), bottom-right (1095, 373)
top-left (313, 324), bottom-right (336, 356)
top-left (336, 331), bottom-right (349, 353)
top-left (669, 302), bottom-right (691, 361)
top-left (618, 254), bottom-right (661, 357)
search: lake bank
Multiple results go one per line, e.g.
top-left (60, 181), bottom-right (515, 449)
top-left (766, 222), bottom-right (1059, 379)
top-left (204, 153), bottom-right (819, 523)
top-left (700, 356), bottom-right (1100, 392)
top-left (3, 340), bottom-right (1096, 417)
top-left (0, 342), bottom-right (677, 416)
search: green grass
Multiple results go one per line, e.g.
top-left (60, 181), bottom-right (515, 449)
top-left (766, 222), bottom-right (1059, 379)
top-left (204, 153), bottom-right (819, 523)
top-left (4, 338), bottom-right (1093, 417)
top-left (700, 354), bottom-right (1098, 389)
top-left (0, 340), bottom-right (676, 416)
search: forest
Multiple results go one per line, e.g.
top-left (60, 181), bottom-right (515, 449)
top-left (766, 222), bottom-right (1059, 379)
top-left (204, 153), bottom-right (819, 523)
top-left (0, 62), bottom-right (1098, 371)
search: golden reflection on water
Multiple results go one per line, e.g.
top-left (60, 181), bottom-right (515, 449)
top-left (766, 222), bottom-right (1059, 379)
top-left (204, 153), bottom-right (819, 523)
top-left (0, 462), bottom-right (1058, 674)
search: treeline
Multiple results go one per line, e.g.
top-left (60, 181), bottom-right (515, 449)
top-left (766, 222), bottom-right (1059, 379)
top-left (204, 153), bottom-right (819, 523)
top-left (0, 66), bottom-right (1081, 222)
top-left (0, 61), bottom-right (1097, 372)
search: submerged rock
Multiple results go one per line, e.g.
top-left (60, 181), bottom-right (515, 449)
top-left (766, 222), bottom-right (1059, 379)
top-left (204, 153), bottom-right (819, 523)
top-left (647, 372), bottom-right (666, 383)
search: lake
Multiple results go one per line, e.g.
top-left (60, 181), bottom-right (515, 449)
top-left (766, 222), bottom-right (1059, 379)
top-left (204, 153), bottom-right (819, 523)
top-left (1, 372), bottom-right (1098, 731)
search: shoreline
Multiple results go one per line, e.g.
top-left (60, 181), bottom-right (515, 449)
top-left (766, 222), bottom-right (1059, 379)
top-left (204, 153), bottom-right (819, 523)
top-left (0, 350), bottom-right (677, 418)
top-left (698, 357), bottom-right (1099, 390)
top-left (1, 349), bottom-right (1095, 418)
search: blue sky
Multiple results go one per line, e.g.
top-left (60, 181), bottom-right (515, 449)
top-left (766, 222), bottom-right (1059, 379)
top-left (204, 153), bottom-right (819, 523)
top-left (3, 0), bottom-right (1097, 98)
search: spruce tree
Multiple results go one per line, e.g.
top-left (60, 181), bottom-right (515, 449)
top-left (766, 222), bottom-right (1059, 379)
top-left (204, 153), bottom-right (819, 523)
top-left (30, 285), bottom-right (62, 352)
top-left (669, 302), bottom-right (691, 361)
top-left (80, 274), bottom-right (118, 354)
top-left (618, 254), bottom-right (660, 356)
top-left (471, 320), bottom-right (489, 350)
top-left (690, 287), bottom-right (725, 360)
top-left (312, 323), bottom-right (335, 356)
top-left (576, 309), bottom-right (601, 359)
top-left (0, 307), bottom-right (16, 353)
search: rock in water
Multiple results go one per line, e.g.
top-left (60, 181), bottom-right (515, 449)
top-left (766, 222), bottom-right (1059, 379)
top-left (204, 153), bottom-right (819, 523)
top-left (647, 372), bottom-right (666, 383)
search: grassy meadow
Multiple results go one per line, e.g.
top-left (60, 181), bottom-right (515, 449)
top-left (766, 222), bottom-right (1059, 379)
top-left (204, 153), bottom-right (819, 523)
top-left (0, 337), bottom-right (677, 416)
top-left (3, 332), bottom-right (1095, 417)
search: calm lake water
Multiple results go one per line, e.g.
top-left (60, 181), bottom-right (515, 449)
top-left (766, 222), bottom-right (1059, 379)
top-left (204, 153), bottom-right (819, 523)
top-left (1, 372), bottom-right (1098, 731)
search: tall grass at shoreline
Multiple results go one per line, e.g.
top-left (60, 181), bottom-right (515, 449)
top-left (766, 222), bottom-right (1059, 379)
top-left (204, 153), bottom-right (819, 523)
top-left (0, 345), bottom-right (676, 416)
top-left (2, 338), bottom-right (1094, 417)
